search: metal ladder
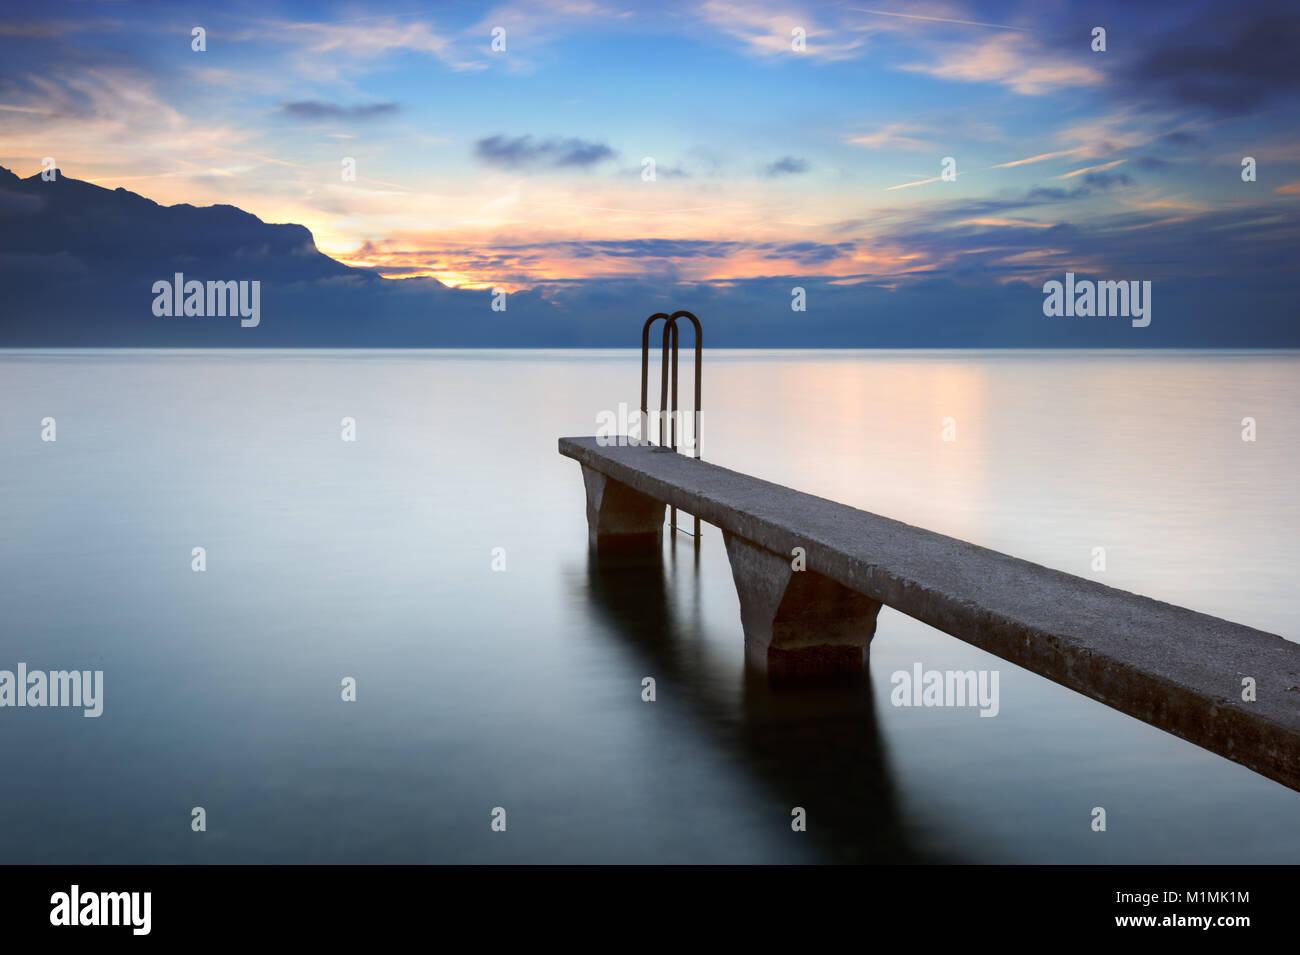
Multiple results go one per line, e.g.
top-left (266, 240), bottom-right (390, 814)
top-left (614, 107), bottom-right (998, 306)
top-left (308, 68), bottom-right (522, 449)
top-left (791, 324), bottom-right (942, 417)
top-left (639, 311), bottom-right (702, 540)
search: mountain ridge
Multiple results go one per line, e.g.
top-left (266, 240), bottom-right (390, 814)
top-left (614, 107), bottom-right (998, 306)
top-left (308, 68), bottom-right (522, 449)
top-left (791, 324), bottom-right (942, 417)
top-left (0, 166), bottom-right (1294, 348)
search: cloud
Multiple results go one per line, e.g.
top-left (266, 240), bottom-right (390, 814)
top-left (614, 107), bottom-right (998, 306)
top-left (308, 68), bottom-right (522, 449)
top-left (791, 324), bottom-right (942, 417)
top-left (1118, 6), bottom-right (1300, 114)
top-left (1055, 159), bottom-right (1125, 180)
top-left (1081, 171), bottom-right (1133, 190)
top-left (347, 234), bottom-right (865, 287)
top-left (991, 149), bottom-right (1082, 169)
top-left (764, 156), bottom-right (809, 176)
top-left (886, 172), bottom-right (961, 191)
top-left (840, 184), bottom-right (1300, 300)
top-left (698, 0), bottom-right (866, 60)
top-left (761, 239), bottom-right (854, 263)
top-left (849, 122), bottom-right (932, 151)
top-left (466, 0), bottom-right (621, 68)
top-left (0, 18), bottom-right (119, 39)
top-left (846, 7), bottom-right (1027, 32)
top-left (473, 134), bottom-right (616, 169)
top-left (0, 64), bottom-right (260, 186)
top-left (267, 17), bottom-right (484, 74)
top-left (279, 101), bottom-right (400, 121)
top-left (1019, 168), bottom-right (1130, 200)
top-left (902, 33), bottom-right (1104, 95)
top-left (1025, 185), bottom-right (1089, 202)
top-left (1051, 114), bottom-right (1156, 159)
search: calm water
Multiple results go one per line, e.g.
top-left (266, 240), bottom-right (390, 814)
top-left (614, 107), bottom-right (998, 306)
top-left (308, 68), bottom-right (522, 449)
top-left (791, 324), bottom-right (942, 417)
top-left (0, 349), bottom-right (1296, 864)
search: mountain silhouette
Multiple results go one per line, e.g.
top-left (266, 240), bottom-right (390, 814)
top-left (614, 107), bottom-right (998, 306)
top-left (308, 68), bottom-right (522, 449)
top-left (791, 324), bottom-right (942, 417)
top-left (0, 165), bottom-right (353, 283)
top-left (0, 166), bottom-right (1294, 348)
top-left (0, 165), bottom-right (572, 346)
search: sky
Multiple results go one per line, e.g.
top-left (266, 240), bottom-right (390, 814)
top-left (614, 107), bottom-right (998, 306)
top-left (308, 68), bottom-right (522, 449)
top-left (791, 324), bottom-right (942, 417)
top-left (0, 0), bottom-right (1297, 338)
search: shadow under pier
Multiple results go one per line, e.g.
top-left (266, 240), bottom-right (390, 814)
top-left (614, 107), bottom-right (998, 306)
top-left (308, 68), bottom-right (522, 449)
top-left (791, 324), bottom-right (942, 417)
top-left (581, 548), bottom-right (935, 863)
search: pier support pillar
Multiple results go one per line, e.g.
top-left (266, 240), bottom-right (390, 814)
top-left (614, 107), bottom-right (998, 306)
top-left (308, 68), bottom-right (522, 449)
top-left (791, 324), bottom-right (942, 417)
top-left (581, 465), bottom-right (667, 557)
top-left (723, 532), bottom-right (882, 685)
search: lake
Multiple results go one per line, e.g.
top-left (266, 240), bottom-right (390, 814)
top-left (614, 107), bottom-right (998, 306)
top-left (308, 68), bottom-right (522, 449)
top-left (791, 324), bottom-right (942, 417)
top-left (0, 348), bottom-right (1296, 863)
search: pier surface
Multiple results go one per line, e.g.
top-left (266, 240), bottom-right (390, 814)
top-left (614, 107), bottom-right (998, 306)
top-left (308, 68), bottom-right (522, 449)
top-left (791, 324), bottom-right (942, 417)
top-left (560, 435), bottom-right (1300, 792)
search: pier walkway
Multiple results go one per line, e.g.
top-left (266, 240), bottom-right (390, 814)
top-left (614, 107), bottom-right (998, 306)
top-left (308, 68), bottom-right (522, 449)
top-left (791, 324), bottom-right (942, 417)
top-left (560, 435), bottom-right (1300, 792)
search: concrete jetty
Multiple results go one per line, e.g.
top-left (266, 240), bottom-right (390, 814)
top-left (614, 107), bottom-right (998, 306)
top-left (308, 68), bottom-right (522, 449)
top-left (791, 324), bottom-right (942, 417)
top-left (560, 435), bottom-right (1300, 793)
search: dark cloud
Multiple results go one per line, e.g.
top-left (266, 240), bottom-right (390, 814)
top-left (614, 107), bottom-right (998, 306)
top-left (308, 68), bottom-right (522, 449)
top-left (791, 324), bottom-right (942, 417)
top-left (1118, 6), bottom-right (1300, 114)
top-left (279, 101), bottom-right (400, 121)
top-left (474, 134), bottom-right (616, 169)
top-left (348, 237), bottom-right (858, 287)
top-left (1020, 171), bottom-right (1131, 202)
top-left (517, 237), bottom-right (851, 266)
top-left (764, 156), bottom-right (809, 177)
top-left (1081, 171), bottom-right (1133, 189)
top-left (1134, 156), bottom-right (1173, 170)
top-left (1026, 185), bottom-right (1089, 201)
top-left (860, 193), bottom-right (1300, 301)
top-left (759, 240), bottom-right (854, 264)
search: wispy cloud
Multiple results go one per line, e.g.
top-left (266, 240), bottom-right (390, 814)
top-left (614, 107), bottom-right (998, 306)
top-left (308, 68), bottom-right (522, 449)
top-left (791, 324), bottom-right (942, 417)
top-left (902, 33), bottom-right (1103, 95)
top-left (212, 147), bottom-right (305, 169)
top-left (0, 65), bottom-right (253, 184)
top-left (847, 7), bottom-right (1027, 32)
top-left (957, 217), bottom-right (1053, 228)
top-left (990, 149), bottom-right (1082, 169)
top-left (265, 16), bottom-right (486, 75)
top-left (849, 122), bottom-right (931, 151)
top-left (1055, 159), bottom-right (1125, 180)
top-left (699, 0), bottom-right (866, 59)
top-left (468, 0), bottom-right (622, 66)
top-left (885, 172), bottom-right (960, 191)
top-left (1051, 113), bottom-right (1159, 159)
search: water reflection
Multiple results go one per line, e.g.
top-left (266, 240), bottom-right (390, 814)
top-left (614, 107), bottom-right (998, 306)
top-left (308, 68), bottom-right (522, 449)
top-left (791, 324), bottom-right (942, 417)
top-left (582, 543), bottom-right (939, 863)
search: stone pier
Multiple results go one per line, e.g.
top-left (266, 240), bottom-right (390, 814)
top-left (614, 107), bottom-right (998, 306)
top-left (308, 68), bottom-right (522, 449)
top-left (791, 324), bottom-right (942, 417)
top-left (722, 532), bottom-right (882, 683)
top-left (580, 464), bottom-right (666, 556)
top-left (560, 435), bottom-right (1300, 793)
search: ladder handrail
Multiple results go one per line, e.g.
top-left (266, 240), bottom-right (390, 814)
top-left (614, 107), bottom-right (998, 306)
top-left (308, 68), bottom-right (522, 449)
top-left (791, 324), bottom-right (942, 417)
top-left (639, 311), bottom-right (702, 455)
top-left (639, 312), bottom-right (672, 447)
top-left (667, 310), bottom-right (702, 459)
top-left (639, 310), bottom-right (703, 540)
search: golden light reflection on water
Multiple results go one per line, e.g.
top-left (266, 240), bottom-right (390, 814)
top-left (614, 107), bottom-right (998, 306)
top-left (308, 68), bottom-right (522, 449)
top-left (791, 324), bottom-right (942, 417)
top-left (694, 350), bottom-right (1298, 641)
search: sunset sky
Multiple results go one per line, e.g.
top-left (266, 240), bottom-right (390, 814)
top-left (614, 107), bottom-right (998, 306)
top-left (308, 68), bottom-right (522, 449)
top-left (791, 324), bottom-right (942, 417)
top-left (1, 0), bottom-right (1297, 300)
